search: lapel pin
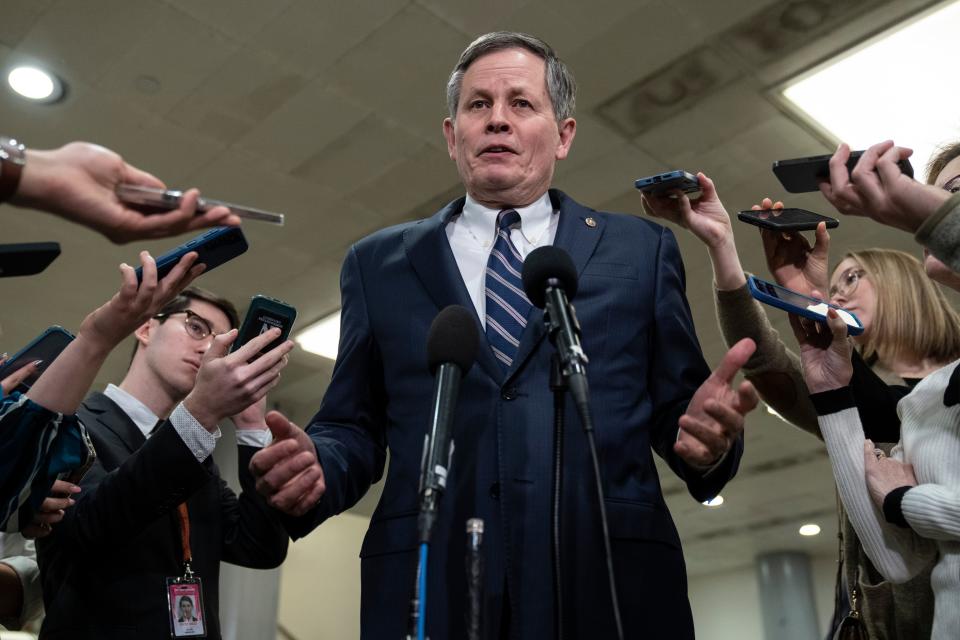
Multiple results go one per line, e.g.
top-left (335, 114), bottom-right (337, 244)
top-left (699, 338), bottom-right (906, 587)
top-left (585, 217), bottom-right (597, 228)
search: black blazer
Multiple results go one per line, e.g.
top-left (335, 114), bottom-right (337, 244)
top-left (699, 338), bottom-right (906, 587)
top-left (289, 190), bottom-right (741, 639)
top-left (37, 392), bottom-right (288, 639)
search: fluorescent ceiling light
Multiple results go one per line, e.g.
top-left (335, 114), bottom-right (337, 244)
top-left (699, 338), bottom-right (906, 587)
top-left (295, 310), bottom-right (341, 360)
top-left (798, 523), bottom-right (821, 537)
top-left (702, 495), bottom-right (724, 507)
top-left (7, 66), bottom-right (64, 103)
top-left (782, 0), bottom-right (960, 179)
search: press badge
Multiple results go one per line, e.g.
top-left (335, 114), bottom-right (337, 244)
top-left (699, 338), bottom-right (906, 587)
top-left (166, 575), bottom-right (206, 638)
top-left (167, 503), bottom-right (206, 637)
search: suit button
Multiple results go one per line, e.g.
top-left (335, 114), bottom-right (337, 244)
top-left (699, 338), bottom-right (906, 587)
top-left (501, 387), bottom-right (517, 401)
top-left (489, 482), bottom-right (500, 500)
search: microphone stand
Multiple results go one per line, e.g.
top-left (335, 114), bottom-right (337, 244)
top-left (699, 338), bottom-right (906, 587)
top-left (541, 281), bottom-right (625, 640)
top-left (550, 353), bottom-right (566, 640)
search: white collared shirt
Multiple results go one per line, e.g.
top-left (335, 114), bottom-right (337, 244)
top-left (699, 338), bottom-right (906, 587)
top-left (445, 191), bottom-right (558, 326)
top-left (103, 384), bottom-right (269, 461)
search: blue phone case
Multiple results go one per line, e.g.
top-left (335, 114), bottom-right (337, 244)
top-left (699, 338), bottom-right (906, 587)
top-left (135, 226), bottom-right (248, 283)
top-left (747, 276), bottom-right (864, 336)
top-left (633, 170), bottom-right (700, 195)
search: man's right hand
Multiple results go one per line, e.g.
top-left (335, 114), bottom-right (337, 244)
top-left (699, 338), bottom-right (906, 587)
top-left (183, 329), bottom-right (294, 431)
top-left (250, 411), bottom-right (326, 517)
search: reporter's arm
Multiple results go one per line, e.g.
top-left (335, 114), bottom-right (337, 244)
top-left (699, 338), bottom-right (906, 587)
top-left (916, 191), bottom-right (960, 272)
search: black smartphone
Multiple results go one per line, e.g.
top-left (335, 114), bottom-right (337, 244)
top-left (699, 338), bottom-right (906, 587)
top-left (772, 151), bottom-right (915, 194)
top-left (230, 295), bottom-right (297, 359)
top-left (737, 208), bottom-right (839, 232)
top-left (0, 326), bottom-right (75, 394)
top-left (0, 242), bottom-right (61, 278)
top-left (634, 170), bottom-right (700, 196)
top-left (135, 226), bottom-right (248, 283)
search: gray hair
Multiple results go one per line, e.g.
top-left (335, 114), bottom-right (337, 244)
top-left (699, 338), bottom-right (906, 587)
top-left (445, 31), bottom-right (577, 123)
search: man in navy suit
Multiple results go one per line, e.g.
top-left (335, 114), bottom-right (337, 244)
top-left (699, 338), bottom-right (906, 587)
top-left (252, 32), bottom-right (758, 639)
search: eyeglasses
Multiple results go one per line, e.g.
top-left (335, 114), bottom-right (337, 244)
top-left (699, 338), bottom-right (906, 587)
top-left (153, 309), bottom-right (217, 341)
top-left (829, 268), bottom-right (866, 299)
top-left (942, 175), bottom-right (960, 194)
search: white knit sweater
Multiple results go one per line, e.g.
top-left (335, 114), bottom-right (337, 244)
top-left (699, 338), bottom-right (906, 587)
top-left (818, 360), bottom-right (960, 640)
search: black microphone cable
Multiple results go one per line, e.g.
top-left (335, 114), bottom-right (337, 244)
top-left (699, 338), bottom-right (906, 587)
top-left (522, 246), bottom-right (624, 640)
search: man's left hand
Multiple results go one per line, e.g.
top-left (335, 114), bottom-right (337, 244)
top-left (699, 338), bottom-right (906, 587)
top-left (675, 338), bottom-right (759, 467)
top-left (864, 439), bottom-right (917, 509)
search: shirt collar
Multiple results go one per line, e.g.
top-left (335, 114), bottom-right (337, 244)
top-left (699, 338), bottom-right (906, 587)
top-left (104, 383), bottom-right (160, 438)
top-left (460, 192), bottom-right (555, 245)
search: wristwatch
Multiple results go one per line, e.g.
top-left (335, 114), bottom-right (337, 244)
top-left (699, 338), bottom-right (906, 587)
top-left (0, 136), bottom-right (26, 203)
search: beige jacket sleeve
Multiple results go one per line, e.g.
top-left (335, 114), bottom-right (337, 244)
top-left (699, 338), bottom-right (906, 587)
top-left (714, 282), bottom-right (820, 437)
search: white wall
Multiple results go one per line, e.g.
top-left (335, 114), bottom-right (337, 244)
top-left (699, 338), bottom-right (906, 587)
top-left (276, 512), bottom-right (368, 640)
top-left (688, 553), bottom-right (838, 640)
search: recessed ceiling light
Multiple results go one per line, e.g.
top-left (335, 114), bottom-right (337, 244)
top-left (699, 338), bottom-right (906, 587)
top-left (702, 495), bottom-right (724, 507)
top-left (295, 310), bottom-right (341, 360)
top-left (7, 65), bottom-right (65, 103)
top-left (799, 523), bottom-right (821, 536)
top-left (781, 0), bottom-right (960, 178)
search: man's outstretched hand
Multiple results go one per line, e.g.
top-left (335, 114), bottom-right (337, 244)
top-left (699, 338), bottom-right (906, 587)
top-left (675, 338), bottom-right (759, 468)
top-left (250, 411), bottom-right (326, 517)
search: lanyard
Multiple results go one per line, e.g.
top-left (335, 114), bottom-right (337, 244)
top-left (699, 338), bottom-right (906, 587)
top-left (176, 503), bottom-right (194, 578)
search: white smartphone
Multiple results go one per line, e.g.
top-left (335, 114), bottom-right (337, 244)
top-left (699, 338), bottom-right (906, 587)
top-left (116, 184), bottom-right (285, 226)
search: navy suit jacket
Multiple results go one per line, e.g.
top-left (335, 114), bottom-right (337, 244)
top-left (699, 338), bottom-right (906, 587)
top-left (292, 190), bottom-right (743, 639)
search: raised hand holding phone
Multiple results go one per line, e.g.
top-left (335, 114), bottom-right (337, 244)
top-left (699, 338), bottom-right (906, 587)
top-left (751, 198), bottom-right (831, 298)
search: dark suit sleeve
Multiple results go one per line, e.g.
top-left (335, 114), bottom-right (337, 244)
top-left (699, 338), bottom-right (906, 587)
top-left (216, 445), bottom-right (288, 569)
top-left (285, 245), bottom-right (388, 539)
top-left (43, 423), bottom-right (211, 556)
top-left (646, 227), bottom-right (743, 501)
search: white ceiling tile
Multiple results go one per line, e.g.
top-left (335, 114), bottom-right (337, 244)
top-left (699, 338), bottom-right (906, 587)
top-left (166, 46), bottom-right (306, 145)
top-left (327, 4), bottom-right (470, 141)
top-left (416, 0), bottom-right (536, 35)
top-left (158, 0), bottom-right (298, 43)
top-left (553, 140), bottom-right (660, 206)
top-left (256, 0), bottom-right (408, 77)
top-left (289, 114), bottom-right (427, 195)
top-left (95, 19), bottom-right (239, 116)
top-left (0, 0), bottom-right (56, 48)
top-left (14, 0), bottom-right (171, 86)
top-left (236, 81), bottom-right (372, 173)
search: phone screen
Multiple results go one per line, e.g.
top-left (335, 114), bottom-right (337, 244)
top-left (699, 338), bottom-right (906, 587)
top-left (0, 327), bottom-right (75, 393)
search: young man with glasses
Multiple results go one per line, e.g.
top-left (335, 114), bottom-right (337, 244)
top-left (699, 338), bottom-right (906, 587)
top-left (37, 286), bottom-right (294, 639)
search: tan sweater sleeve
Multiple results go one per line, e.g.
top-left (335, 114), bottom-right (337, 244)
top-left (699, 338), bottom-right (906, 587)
top-left (714, 282), bottom-right (820, 436)
top-left (915, 191), bottom-right (960, 273)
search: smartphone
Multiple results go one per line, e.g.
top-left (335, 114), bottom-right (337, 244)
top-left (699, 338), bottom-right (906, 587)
top-left (135, 226), bottom-right (248, 283)
top-left (230, 295), bottom-right (297, 359)
top-left (772, 151), bottom-right (915, 194)
top-left (0, 242), bottom-right (61, 278)
top-left (737, 208), bottom-right (839, 232)
top-left (116, 184), bottom-right (285, 225)
top-left (634, 170), bottom-right (700, 196)
top-left (748, 276), bottom-right (864, 336)
top-left (0, 326), bottom-right (75, 394)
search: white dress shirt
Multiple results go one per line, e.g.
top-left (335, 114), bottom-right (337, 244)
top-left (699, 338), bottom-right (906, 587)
top-left (445, 192), bottom-right (558, 326)
top-left (104, 384), bottom-right (270, 461)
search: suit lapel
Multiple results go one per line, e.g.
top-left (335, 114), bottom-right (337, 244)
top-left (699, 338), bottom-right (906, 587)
top-left (403, 199), bottom-right (504, 384)
top-left (81, 392), bottom-right (147, 455)
top-left (506, 190), bottom-right (605, 382)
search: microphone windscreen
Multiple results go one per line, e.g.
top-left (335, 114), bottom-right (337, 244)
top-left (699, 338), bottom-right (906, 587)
top-left (427, 305), bottom-right (479, 375)
top-left (521, 246), bottom-right (578, 309)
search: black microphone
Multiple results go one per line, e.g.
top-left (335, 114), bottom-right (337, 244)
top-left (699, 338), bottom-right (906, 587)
top-left (521, 246), bottom-right (592, 431)
top-left (417, 305), bottom-right (479, 543)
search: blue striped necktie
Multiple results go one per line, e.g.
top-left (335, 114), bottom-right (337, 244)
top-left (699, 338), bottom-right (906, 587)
top-left (485, 209), bottom-right (532, 371)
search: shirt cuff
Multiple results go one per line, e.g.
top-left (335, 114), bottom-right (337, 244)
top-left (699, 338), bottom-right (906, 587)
top-left (882, 486), bottom-right (913, 528)
top-left (169, 403), bottom-right (221, 462)
top-left (235, 429), bottom-right (272, 448)
top-left (809, 386), bottom-right (856, 415)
